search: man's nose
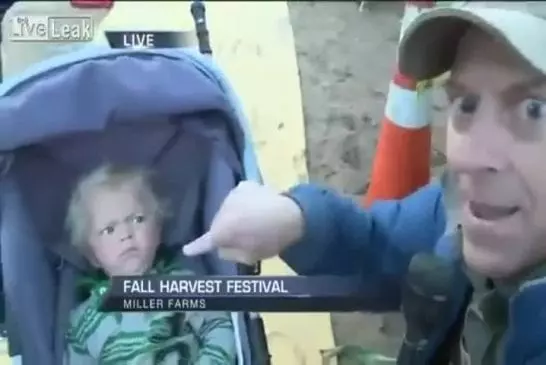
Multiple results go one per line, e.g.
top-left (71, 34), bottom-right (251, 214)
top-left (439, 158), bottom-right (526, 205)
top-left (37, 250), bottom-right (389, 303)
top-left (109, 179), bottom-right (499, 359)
top-left (448, 118), bottom-right (506, 175)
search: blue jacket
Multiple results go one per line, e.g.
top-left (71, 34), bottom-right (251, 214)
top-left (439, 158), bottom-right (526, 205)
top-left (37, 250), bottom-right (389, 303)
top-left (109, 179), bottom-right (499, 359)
top-left (283, 182), bottom-right (546, 365)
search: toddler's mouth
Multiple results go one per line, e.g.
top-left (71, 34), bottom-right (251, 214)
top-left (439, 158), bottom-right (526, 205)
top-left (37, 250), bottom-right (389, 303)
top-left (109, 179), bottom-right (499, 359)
top-left (121, 247), bottom-right (139, 257)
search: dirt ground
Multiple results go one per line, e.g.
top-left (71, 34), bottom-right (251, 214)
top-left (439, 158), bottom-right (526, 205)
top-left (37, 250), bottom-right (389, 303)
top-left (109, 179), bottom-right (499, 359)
top-left (288, 1), bottom-right (448, 358)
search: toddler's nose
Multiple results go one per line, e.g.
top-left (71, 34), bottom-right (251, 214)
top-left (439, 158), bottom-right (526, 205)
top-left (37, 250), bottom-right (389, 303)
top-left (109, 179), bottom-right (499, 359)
top-left (119, 224), bottom-right (134, 242)
top-left (121, 233), bottom-right (133, 242)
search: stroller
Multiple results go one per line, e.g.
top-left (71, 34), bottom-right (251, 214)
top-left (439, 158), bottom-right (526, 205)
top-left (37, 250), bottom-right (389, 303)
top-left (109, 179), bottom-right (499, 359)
top-left (0, 2), bottom-right (271, 364)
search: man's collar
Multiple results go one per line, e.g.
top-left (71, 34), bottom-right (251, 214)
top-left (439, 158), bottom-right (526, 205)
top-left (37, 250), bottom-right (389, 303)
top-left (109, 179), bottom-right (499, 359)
top-left (494, 263), bottom-right (546, 298)
top-left (464, 261), bottom-right (546, 298)
top-left (463, 262), bottom-right (546, 338)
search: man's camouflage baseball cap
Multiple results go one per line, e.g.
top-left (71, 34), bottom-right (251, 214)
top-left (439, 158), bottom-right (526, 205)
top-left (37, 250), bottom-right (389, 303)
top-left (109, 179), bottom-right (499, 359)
top-left (398, 2), bottom-right (546, 80)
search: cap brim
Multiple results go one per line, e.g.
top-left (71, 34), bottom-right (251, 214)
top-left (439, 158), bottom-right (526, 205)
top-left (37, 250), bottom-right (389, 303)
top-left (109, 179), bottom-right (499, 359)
top-left (398, 6), bottom-right (546, 80)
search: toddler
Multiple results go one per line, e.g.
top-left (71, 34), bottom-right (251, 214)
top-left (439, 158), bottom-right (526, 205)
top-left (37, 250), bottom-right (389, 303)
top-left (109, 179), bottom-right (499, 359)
top-left (64, 164), bottom-right (237, 365)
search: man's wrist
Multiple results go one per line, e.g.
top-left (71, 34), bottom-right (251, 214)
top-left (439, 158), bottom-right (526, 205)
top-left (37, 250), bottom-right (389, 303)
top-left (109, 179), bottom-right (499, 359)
top-left (279, 193), bottom-right (305, 249)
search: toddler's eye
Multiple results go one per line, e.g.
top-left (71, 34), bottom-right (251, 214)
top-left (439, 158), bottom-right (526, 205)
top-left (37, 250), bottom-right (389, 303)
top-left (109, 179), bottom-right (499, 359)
top-left (100, 226), bottom-right (115, 236)
top-left (518, 98), bottom-right (546, 121)
top-left (133, 214), bottom-right (146, 224)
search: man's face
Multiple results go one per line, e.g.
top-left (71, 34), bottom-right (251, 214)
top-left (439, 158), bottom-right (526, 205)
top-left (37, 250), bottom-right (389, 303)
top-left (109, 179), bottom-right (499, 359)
top-left (446, 28), bottom-right (546, 279)
top-left (86, 184), bottom-right (160, 276)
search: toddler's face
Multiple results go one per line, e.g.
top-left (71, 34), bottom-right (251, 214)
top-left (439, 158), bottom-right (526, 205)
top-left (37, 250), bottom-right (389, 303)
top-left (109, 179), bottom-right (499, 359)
top-left (86, 185), bottom-right (161, 276)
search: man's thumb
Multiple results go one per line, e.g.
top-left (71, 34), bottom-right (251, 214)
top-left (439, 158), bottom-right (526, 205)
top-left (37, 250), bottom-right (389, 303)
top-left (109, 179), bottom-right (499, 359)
top-left (183, 231), bottom-right (215, 256)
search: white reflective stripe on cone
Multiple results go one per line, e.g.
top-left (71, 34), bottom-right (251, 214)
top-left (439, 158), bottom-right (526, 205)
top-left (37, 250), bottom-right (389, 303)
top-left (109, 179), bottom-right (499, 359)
top-left (384, 82), bottom-right (433, 129)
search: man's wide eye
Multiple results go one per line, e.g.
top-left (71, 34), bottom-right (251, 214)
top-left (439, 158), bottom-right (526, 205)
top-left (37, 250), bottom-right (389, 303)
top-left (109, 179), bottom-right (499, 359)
top-left (518, 98), bottom-right (546, 121)
top-left (452, 94), bottom-right (480, 115)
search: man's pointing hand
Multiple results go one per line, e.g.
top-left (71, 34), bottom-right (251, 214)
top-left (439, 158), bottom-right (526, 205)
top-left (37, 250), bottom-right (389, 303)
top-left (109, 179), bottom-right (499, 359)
top-left (183, 181), bottom-right (304, 265)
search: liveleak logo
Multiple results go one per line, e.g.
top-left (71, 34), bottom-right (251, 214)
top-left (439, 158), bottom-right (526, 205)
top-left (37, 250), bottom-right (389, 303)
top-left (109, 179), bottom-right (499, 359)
top-left (105, 31), bottom-right (193, 49)
top-left (9, 15), bottom-right (93, 42)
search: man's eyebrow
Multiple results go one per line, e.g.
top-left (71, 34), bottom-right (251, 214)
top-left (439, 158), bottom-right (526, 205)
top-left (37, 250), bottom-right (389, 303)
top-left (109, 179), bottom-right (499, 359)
top-left (443, 79), bottom-right (464, 93)
top-left (444, 76), bottom-right (546, 95)
top-left (504, 76), bottom-right (546, 95)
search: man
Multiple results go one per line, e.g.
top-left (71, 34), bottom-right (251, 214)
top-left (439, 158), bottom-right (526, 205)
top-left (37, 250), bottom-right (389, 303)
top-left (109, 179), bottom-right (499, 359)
top-left (184, 2), bottom-right (546, 364)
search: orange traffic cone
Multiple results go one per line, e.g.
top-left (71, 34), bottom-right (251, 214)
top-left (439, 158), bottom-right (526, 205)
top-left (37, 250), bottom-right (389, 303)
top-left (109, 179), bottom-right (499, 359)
top-left (364, 0), bottom-right (435, 206)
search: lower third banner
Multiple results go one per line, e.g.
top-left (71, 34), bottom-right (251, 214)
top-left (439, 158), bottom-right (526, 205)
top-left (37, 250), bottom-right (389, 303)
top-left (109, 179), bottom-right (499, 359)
top-left (100, 275), bottom-right (400, 312)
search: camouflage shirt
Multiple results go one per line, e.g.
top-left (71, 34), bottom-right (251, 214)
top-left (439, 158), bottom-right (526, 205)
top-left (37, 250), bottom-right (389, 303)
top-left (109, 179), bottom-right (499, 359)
top-left (459, 263), bottom-right (546, 365)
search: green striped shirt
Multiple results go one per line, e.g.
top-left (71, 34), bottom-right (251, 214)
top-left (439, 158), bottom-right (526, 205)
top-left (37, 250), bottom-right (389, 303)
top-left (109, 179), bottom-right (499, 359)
top-left (65, 268), bottom-right (236, 364)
